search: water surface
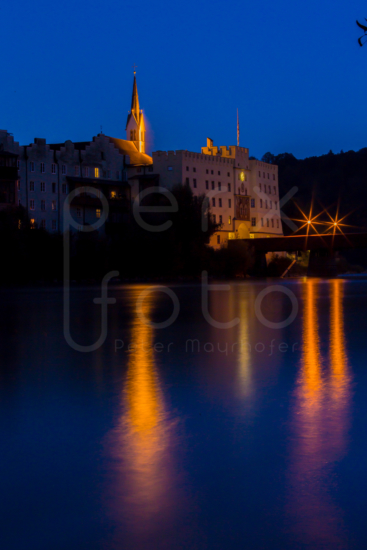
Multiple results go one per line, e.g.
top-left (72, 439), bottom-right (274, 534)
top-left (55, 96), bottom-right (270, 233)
top-left (0, 279), bottom-right (366, 549)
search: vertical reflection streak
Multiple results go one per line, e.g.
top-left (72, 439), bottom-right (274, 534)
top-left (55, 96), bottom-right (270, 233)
top-left (288, 279), bottom-right (351, 548)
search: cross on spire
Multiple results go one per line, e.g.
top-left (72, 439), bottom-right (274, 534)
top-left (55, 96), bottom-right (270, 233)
top-left (132, 63), bottom-right (138, 75)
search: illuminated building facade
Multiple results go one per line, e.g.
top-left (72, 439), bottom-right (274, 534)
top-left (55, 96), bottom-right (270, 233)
top-left (0, 74), bottom-right (282, 246)
top-left (149, 139), bottom-right (283, 247)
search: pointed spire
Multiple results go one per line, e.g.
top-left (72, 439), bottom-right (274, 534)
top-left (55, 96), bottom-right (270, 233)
top-left (131, 71), bottom-right (140, 123)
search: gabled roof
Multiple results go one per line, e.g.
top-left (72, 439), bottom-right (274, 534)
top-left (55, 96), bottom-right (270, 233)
top-left (107, 137), bottom-right (152, 165)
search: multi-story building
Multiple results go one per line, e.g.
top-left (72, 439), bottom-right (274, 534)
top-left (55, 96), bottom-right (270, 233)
top-left (0, 73), bottom-right (282, 247)
top-left (148, 138), bottom-right (282, 247)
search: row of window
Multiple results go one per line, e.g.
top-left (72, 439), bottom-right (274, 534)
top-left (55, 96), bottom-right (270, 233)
top-left (185, 166), bottom-right (232, 177)
top-left (259, 184), bottom-right (276, 195)
top-left (211, 198), bottom-right (233, 208)
top-left (30, 219), bottom-right (58, 230)
top-left (28, 181), bottom-right (68, 194)
top-left (258, 171), bottom-right (276, 181)
top-left (212, 215), bottom-right (232, 225)
top-left (259, 199), bottom-right (278, 210)
top-left (29, 199), bottom-right (57, 211)
top-left (26, 163), bottom-right (119, 180)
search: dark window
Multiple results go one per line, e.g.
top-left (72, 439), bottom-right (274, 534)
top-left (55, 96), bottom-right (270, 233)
top-left (211, 181), bottom-right (214, 190)
top-left (218, 171), bottom-right (220, 175)
top-left (186, 177), bottom-right (189, 185)
top-left (193, 167), bottom-right (196, 172)
top-left (228, 199), bottom-right (231, 208)
top-left (251, 199), bottom-right (255, 207)
top-left (193, 179), bottom-right (197, 188)
top-left (251, 217), bottom-right (256, 226)
top-left (212, 198), bottom-right (216, 207)
top-left (228, 183), bottom-right (231, 192)
top-left (218, 182), bottom-right (221, 191)
top-left (219, 215), bottom-right (222, 224)
top-left (206, 169), bottom-right (209, 174)
top-left (211, 170), bottom-right (213, 175)
top-left (52, 182), bottom-right (56, 193)
top-left (186, 166), bottom-right (189, 171)
top-left (219, 198), bottom-right (222, 207)
top-left (217, 234), bottom-right (220, 244)
top-left (205, 180), bottom-right (209, 189)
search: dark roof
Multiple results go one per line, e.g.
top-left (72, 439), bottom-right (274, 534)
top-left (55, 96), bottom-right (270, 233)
top-left (48, 141), bottom-right (91, 151)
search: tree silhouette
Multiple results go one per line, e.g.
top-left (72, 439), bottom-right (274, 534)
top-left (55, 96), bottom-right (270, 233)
top-left (356, 19), bottom-right (367, 46)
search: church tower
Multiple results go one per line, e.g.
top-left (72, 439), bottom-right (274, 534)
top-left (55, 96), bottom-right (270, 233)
top-left (126, 69), bottom-right (146, 154)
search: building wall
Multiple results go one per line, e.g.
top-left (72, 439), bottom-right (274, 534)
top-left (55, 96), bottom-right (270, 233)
top-left (16, 134), bottom-right (131, 232)
top-left (152, 141), bottom-right (283, 248)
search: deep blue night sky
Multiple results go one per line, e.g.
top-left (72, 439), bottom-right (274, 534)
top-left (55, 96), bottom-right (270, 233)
top-left (1, 0), bottom-right (366, 159)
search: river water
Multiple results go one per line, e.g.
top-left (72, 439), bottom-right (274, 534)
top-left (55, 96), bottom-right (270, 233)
top-left (0, 279), bottom-right (366, 550)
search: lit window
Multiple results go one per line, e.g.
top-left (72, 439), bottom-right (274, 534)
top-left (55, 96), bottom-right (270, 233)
top-left (110, 191), bottom-right (116, 199)
top-left (30, 162), bottom-right (35, 172)
top-left (30, 199), bottom-right (35, 210)
top-left (251, 199), bottom-right (255, 207)
top-left (96, 209), bottom-right (101, 218)
top-left (51, 164), bottom-right (56, 174)
top-left (40, 182), bottom-right (45, 192)
top-left (95, 167), bottom-right (100, 178)
top-left (41, 200), bottom-right (45, 211)
top-left (251, 217), bottom-right (256, 227)
top-left (228, 199), bottom-right (231, 208)
top-left (228, 216), bottom-right (231, 225)
top-left (30, 181), bottom-right (34, 191)
top-left (40, 163), bottom-right (45, 173)
top-left (18, 219), bottom-right (21, 229)
top-left (41, 219), bottom-right (46, 229)
top-left (62, 165), bottom-right (66, 175)
top-left (52, 200), bottom-right (57, 211)
top-left (30, 218), bottom-right (35, 228)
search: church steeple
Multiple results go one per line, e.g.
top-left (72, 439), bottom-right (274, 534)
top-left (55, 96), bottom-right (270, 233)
top-left (131, 73), bottom-right (140, 123)
top-left (126, 67), bottom-right (146, 153)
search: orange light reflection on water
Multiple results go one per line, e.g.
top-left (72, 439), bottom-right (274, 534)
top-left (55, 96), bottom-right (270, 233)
top-left (288, 279), bottom-right (351, 547)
